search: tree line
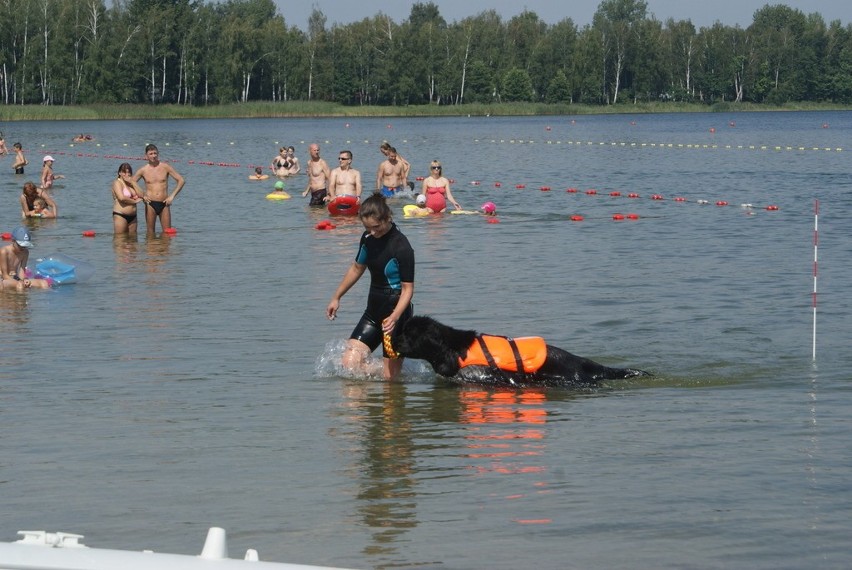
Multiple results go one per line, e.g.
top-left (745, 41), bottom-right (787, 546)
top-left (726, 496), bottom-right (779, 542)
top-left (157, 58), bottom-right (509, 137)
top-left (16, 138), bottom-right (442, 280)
top-left (1, 0), bottom-right (851, 107)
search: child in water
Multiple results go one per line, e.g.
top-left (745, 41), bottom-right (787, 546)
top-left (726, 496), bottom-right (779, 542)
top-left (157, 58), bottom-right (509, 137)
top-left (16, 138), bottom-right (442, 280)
top-left (249, 166), bottom-right (269, 180)
top-left (32, 197), bottom-right (57, 218)
top-left (12, 143), bottom-right (28, 174)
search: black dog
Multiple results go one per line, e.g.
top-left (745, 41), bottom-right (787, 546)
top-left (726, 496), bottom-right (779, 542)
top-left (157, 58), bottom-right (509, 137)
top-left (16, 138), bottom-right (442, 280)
top-left (393, 315), bottom-right (648, 388)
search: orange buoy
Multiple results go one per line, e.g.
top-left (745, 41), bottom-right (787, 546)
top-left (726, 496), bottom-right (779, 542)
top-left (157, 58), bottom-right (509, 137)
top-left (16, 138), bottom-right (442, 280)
top-left (569, 215), bottom-right (584, 222)
top-left (627, 213), bottom-right (640, 220)
top-left (716, 201), bottom-right (728, 206)
top-left (610, 191), bottom-right (621, 197)
top-left (628, 193), bottom-right (640, 198)
top-left (316, 220), bottom-right (336, 230)
top-left (651, 194), bottom-right (664, 200)
top-left (612, 213), bottom-right (625, 220)
top-left (766, 205), bottom-right (779, 211)
top-left (82, 230), bottom-right (96, 237)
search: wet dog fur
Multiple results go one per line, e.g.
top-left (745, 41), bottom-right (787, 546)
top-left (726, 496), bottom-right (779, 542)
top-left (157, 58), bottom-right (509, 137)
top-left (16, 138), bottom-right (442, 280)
top-left (394, 315), bottom-right (648, 388)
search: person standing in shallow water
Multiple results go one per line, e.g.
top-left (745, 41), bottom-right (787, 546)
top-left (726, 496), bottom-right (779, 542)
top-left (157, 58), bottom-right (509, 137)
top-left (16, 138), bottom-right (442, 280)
top-left (134, 143), bottom-right (185, 234)
top-left (302, 143), bottom-right (330, 206)
top-left (326, 193), bottom-right (414, 380)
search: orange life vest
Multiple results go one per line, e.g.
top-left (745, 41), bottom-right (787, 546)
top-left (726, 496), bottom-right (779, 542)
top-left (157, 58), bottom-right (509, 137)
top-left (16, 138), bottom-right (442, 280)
top-left (458, 335), bottom-right (547, 373)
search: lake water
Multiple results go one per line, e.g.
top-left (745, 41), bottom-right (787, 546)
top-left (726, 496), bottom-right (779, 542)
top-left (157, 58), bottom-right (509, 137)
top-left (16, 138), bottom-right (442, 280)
top-left (1, 111), bottom-right (850, 569)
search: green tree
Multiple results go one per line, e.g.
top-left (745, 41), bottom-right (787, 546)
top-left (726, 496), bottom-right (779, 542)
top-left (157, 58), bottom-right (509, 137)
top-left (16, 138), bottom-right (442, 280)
top-left (501, 67), bottom-right (532, 101)
top-left (545, 69), bottom-right (571, 103)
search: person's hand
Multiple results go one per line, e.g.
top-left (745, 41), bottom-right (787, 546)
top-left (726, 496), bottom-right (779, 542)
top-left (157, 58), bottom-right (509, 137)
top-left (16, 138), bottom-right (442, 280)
top-left (382, 316), bottom-right (398, 333)
top-left (327, 299), bottom-right (339, 320)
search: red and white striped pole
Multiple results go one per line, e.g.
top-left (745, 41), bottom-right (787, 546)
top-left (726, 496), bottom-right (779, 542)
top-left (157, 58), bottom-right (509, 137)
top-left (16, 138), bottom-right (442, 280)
top-left (812, 199), bottom-right (819, 361)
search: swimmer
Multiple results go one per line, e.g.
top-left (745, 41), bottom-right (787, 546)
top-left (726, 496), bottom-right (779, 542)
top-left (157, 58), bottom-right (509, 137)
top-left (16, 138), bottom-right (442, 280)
top-left (269, 180), bottom-right (290, 197)
top-left (21, 181), bottom-right (58, 219)
top-left (249, 166), bottom-right (269, 180)
top-left (412, 194), bottom-right (429, 214)
top-left (40, 155), bottom-right (64, 189)
top-left (328, 150), bottom-right (362, 201)
top-left (32, 197), bottom-right (57, 218)
top-left (421, 160), bottom-right (461, 213)
top-left (301, 143), bottom-right (331, 206)
top-left (271, 147), bottom-right (292, 178)
top-left (12, 143), bottom-right (27, 174)
top-left (287, 146), bottom-right (301, 175)
top-left (112, 162), bottom-right (144, 234)
top-left (134, 143), bottom-right (185, 235)
top-left (481, 201), bottom-right (497, 216)
top-left (376, 145), bottom-right (407, 197)
top-left (0, 133), bottom-right (7, 156)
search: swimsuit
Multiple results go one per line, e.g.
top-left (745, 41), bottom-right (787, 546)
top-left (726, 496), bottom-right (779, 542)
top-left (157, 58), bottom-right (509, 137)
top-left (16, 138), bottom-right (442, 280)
top-left (113, 211), bottom-right (137, 223)
top-left (349, 223), bottom-right (415, 357)
top-left (380, 185), bottom-right (403, 198)
top-left (148, 200), bottom-right (168, 214)
top-left (15, 167), bottom-right (24, 174)
top-left (425, 186), bottom-right (447, 211)
top-left (309, 188), bottom-right (327, 206)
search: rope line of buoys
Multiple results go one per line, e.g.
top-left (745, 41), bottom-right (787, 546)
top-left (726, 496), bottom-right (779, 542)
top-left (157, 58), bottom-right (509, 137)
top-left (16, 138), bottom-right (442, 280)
top-left (470, 139), bottom-right (843, 152)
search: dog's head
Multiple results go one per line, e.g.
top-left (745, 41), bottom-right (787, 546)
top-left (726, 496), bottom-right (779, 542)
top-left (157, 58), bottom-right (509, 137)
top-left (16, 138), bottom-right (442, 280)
top-left (395, 315), bottom-right (478, 377)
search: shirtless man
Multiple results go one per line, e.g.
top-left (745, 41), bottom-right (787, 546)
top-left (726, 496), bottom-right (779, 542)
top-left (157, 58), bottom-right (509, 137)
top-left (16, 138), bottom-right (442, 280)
top-left (328, 150), bottom-right (362, 201)
top-left (376, 146), bottom-right (407, 197)
top-left (12, 143), bottom-right (28, 174)
top-left (134, 143), bottom-right (185, 234)
top-left (301, 143), bottom-right (331, 206)
top-left (0, 227), bottom-right (51, 290)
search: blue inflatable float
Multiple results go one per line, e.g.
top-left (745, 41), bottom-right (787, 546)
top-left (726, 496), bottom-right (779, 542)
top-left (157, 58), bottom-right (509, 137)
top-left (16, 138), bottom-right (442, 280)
top-left (32, 253), bottom-right (95, 285)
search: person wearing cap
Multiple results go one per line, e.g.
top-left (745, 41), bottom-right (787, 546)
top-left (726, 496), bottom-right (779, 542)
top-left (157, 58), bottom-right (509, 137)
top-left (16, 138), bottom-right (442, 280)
top-left (327, 150), bottom-right (362, 202)
top-left (481, 202), bottom-right (497, 216)
top-left (412, 193), bottom-right (429, 214)
top-left (269, 180), bottom-right (290, 198)
top-left (20, 181), bottom-right (59, 219)
top-left (133, 143), bottom-right (185, 235)
top-left (0, 227), bottom-right (51, 290)
top-left (40, 155), bottom-right (64, 190)
top-left (249, 166), bottom-right (269, 180)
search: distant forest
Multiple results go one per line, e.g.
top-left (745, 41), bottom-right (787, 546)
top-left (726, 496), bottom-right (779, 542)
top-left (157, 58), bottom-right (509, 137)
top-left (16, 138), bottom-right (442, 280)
top-left (1, 0), bottom-right (850, 106)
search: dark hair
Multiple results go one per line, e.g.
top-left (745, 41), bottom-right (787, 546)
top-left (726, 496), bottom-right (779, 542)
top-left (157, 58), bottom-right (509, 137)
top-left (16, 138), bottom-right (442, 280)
top-left (117, 162), bottom-right (133, 175)
top-left (144, 143), bottom-right (158, 153)
top-left (22, 182), bottom-right (38, 208)
top-left (340, 150), bottom-right (353, 159)
top-left (359, 193), bottom-right (392, 222)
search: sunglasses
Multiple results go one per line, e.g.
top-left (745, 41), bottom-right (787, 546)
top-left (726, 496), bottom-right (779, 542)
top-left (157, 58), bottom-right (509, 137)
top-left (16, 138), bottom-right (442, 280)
top-left (339, 157), bottom-right (351, 160)
top-left (431, 166), bottom-right (441, 170)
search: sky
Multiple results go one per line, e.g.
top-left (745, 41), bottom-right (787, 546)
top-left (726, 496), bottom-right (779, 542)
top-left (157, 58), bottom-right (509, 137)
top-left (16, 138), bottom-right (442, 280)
top-left (275, 0), bottom-right (851, 31)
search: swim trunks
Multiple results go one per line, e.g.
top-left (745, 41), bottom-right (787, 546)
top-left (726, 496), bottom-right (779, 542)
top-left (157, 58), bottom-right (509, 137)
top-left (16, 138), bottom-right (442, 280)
top-left (15, 167), bottom-right (24, 174)
top-left (113, 211), bottom-right (137, 223)
top-left (380, 185), bottom-right (403, 198)
top-left (147, 200), bottom-right (168, 214)
top-left (309, 188), bottom-right (327, 206)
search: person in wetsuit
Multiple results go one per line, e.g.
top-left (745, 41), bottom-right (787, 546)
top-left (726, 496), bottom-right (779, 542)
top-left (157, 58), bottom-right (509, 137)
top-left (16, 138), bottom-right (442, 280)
top-left (326, 193), bottom-right (415, 380)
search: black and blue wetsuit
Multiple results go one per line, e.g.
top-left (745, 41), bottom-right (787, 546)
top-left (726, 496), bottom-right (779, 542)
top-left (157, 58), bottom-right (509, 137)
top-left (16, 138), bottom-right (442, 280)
top-left (350, 223), bottom-right (414, 356)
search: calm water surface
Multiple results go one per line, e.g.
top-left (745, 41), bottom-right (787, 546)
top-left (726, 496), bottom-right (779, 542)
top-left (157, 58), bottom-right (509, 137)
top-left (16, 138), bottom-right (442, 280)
top-left (1, 112), bottom-right (851, 569)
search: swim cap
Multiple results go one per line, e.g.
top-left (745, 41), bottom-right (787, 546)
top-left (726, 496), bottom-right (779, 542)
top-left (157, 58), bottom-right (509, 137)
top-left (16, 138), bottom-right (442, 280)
top-left (43, 155), bottom-right (55, 163)
top-left (415, 194), bottom-right (426, 206)
top-left (481, 201), bottom-right (496, 214)
top-left (274, 181), bottom-right (285, 190)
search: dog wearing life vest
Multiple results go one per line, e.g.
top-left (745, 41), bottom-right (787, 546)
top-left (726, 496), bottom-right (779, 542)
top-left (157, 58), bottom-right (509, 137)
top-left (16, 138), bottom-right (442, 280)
top-left (393, 315), bottom-right (648, 388)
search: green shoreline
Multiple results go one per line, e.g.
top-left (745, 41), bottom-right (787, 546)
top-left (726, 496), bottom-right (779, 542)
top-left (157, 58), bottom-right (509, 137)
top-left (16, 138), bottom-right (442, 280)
top-left (1, 101), bottom-right (850, 121)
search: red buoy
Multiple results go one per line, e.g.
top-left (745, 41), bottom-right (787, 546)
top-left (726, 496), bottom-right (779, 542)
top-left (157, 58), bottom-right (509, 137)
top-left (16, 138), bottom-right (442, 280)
top-left (165, 227), bottom-right (178, 235)
top-left (627, 213), bottom-right (640, 220)
top-left (610, 191), bottom-right (621, 197)
top-left (716, 201), bottom-right (728, 206)
top-left (569, 215), bottom-right (584, 222)
top-left (487, 218), bottom-right (500, 224)
top-left (540, 186), bottom-right (551, 192)
top-left (1, 232), bottom-right (12, 241)
top-left (566, 188), bottom-right (578, 193)
top-left (585, 189), bottom-right (597, 195)
top-left (494, 182), bottom-right (502, 187)
top-left (651, 194), bottom-right (664, 200)
top-left (82, 230), bottom-right (96, 237)
top-left (612, 213), bottom-right (625, 220)
top-left (515, 184), bottom-right (526, 189)
top-left (766, 205), bottom-right (780, 211)
top-left (674, 197), bottom-right (686, 202)
top-left (628, 193), bottom-right (640, 198)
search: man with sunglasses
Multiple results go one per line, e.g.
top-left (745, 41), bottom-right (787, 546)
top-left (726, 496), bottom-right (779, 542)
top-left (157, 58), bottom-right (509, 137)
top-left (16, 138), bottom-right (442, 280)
top-left (328, 150), bottom-right (362, 202)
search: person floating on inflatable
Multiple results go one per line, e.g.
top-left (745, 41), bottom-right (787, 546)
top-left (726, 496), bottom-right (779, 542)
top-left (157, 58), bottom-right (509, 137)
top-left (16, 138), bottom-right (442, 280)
top-left (403, 194), bottom-right (430, 217)
top-left (266, 180), bottom-right (291, 200)
top-left (0, 227), bottom-right (51, 290)
top-left (249, 167), bottom-right (269, 181)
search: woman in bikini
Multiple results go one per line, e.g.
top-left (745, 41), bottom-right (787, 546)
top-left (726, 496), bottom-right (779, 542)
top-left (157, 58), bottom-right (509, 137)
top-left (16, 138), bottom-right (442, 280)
top-left (421, 160), bottom-right (461, 213)
top-left (112, 163), bottom-right (144, 234)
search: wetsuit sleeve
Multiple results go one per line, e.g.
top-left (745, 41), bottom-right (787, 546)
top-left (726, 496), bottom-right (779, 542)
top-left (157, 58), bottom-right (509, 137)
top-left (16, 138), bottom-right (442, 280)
top-left (397, 241), bottom-right (415, 283)
top-left (355, 232), bottom-right (369, 265)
